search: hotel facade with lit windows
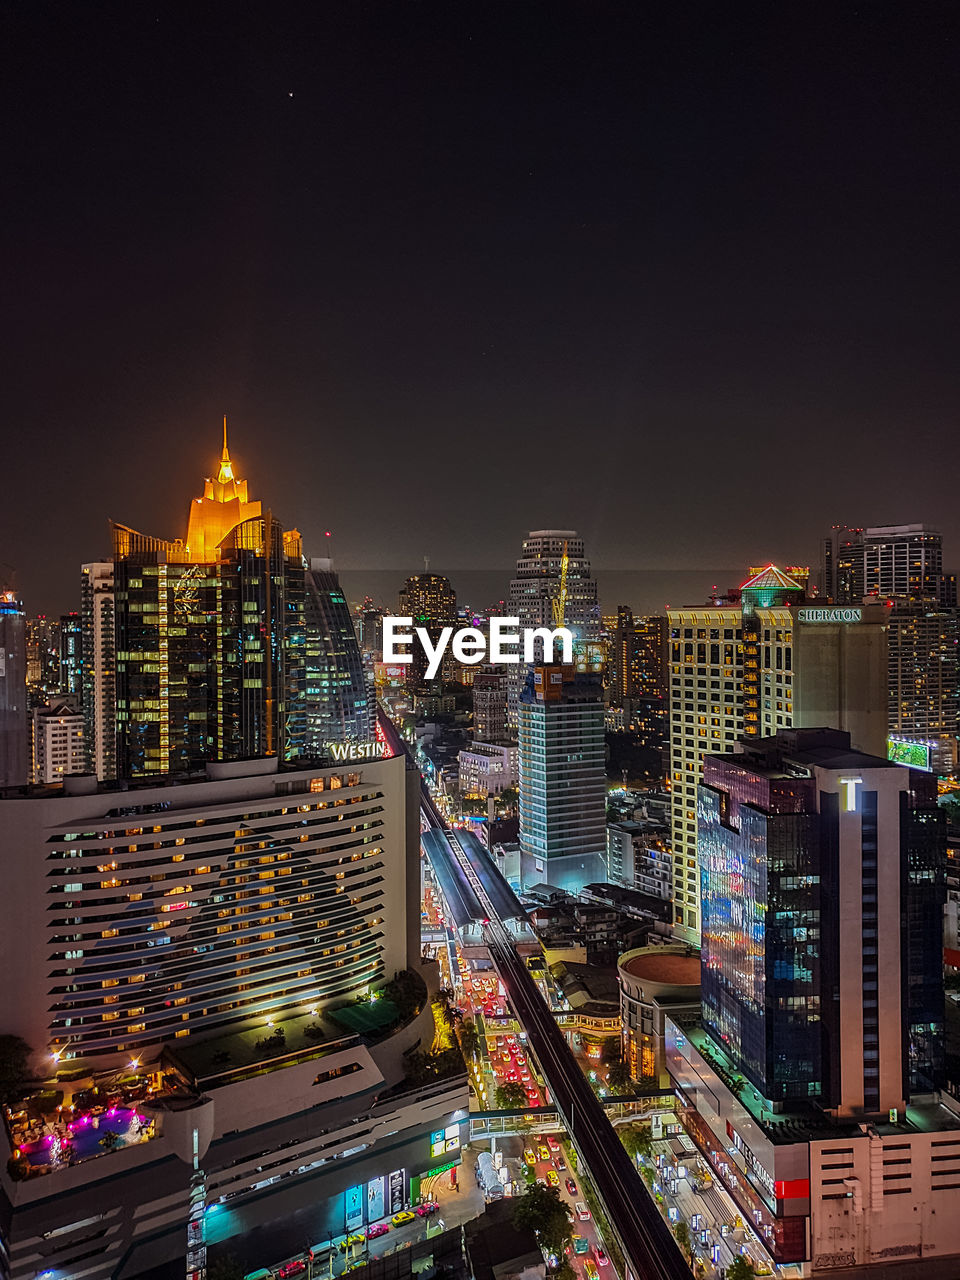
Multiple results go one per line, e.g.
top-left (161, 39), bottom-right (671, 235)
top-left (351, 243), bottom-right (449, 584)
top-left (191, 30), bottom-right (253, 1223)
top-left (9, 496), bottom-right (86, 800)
top-left (0, 749), bottom-right (470, 1280)
top-left (0, 752), bottom-right (416, 1066)
top-left (667, 568), bottom-right (890, 943)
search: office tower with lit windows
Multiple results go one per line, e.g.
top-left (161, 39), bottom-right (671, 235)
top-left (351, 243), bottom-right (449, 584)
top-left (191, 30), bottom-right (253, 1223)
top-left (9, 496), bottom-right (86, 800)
top-left (25, 615), bottom-right (61, 704)
top-left (472, 665), bottom-right (510, 743)
top-left (80, 560), bottom-right (117, 781)
top-left (111, 426), bottom-right (306, 777)
top-left (30, 697), bottom-right (85, 784)
top-left (609, 607), bottom-right (668, 748)
top-left (699, 728), bottom-right (945, 1110)
top-left (508, 529), bottom-right (600, 726)
top-left (887, 601), bottom-right (960, 777)
top-left (304, 558), bottom-right (373, 749)
top-left (0, 590), bottom-right (28, 787)
top-left (517, 664), bottom-right (606, 892)
top-left (59, 610), bottom-right (82, 698)
top-left (396, 573), bottom-right (457, 693)
top-left (667, 568), bottom-right (889, 942)
top-left (666, 728), bottom-right (954, 1272)
top-left (822, 523), bottom-right (957, 606)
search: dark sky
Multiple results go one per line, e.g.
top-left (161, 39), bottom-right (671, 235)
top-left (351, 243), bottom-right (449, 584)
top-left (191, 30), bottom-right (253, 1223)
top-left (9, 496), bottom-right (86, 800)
top-left (4, 1), bottom-right (960, 616)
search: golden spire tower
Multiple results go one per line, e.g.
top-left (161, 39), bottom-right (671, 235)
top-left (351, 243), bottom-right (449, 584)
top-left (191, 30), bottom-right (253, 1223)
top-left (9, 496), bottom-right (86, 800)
top-left (185, 417), bottom-right (262, 561)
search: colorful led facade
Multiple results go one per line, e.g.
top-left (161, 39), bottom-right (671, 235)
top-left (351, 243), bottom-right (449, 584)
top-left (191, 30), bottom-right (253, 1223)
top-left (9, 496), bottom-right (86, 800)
top-left (699, 729), bottom-right (945, 1112)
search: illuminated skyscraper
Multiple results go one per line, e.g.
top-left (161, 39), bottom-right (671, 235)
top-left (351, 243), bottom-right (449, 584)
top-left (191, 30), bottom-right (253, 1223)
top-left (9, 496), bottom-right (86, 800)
top-left (699, 728), bottom-right (945, 1110)
top-left (304, 558), bottom-right (373, 748)
top-left (396, 573), bottom-right (456, 692)
top-left (25, 614), bottom-right (61, 702)
top-left (609, 607), bottom-right (668, 748)
top-left (0, 590), bottom-right (28, 787)
top-left (508, 529), bottom-right (600, 725)
top-left (822, 523), bottom-right (957, 606)
top-left (81, 561), bottom-right (116, 781)
top-left (111, 423), bottom-right (306, 777)
top-left (472, 665), bottom-right (510, 743)
top-left (887, 601), bottom-right (959, 776)
top-left (667, 570), bottom-right (889, 943)
top-left (59, 610), bottom-right (82, 698)
top-left (518, 664), bottom-right (606, 892)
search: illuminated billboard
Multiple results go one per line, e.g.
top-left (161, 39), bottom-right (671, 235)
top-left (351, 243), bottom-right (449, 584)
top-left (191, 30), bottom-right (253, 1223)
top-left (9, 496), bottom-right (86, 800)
top-left (430, 1122), bottom-right (461, 1158)
top-left (887, 737), bottom-right (932, 772)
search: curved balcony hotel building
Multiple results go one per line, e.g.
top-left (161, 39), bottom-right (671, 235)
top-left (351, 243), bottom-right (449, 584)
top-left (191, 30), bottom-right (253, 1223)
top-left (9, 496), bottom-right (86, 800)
top-left (2, 752), bottom-right (411, 1066)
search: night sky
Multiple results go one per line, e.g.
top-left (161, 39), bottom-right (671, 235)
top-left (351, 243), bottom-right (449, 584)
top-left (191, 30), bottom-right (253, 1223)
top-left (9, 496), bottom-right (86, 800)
top-left (5, 2), bottom-right (960, 616)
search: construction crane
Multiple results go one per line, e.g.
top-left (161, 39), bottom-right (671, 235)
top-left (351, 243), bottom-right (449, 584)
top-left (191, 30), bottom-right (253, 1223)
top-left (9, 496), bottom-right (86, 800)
top-left (552, 540), bottom-right (569, 628)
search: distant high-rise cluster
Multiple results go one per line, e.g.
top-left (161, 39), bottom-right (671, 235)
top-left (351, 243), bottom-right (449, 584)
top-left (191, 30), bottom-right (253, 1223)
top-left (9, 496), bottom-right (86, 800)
top-left (821, 522), bottom-right (960, 777)
top-left (821, 522), bottom-right (957, 606)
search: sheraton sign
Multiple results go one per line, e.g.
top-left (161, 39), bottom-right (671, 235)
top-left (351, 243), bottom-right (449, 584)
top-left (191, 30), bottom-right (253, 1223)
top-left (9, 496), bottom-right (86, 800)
top-left (796, 607), bottom-right (862, 624)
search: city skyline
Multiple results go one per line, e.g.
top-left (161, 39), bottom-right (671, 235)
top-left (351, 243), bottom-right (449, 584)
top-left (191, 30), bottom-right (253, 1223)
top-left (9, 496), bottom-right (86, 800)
top-left (3, 7), bottom-right (960, 1279)
top-left (13, 427), bottom-right (960, 620)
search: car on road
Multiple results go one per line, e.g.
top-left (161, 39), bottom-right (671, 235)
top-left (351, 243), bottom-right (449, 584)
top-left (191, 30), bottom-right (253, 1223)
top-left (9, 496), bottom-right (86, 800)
top-left (366, 1224), bottom-right (390, 1238)
top-left (415, 1202), bottom-right (439, 1217)
top-left (339, 1235), bottom-right (366, 1251)
top-left (524, 1149), bottom-right (536, 1166)
top-left (565, 1178), bottom-right (578, 1195)
top-left (392, 1211), bottom-right (415, 1226)
top-left (546, 1170), bottom-right (560, 1187)
top-left (594, 1247), bottom-right (609, 1267)
top-left (538, 1144), bottom-right (550, 1161)
top-left (583, 1260), bottom-right (599, 1280)
top-left (277, 1264), bottom-right (306, 1279)
top-left (555, 1156), bottom-right (566, 1171)
top-left (547, 1136), bottom-right (560, 1152)
top-left (571, 1235), bottom-right (589, 1255)
top-left (575, 1203), bottom-right (591, 1221)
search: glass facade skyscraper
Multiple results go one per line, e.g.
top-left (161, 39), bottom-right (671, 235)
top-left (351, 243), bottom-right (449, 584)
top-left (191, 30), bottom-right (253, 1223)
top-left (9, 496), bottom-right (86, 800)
top-left (304, 558), bottom-right (373, 749)
top-left (699, 728), bottom-right (945, 1116)
top-left (517, 663), bottom-right (606, 893)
